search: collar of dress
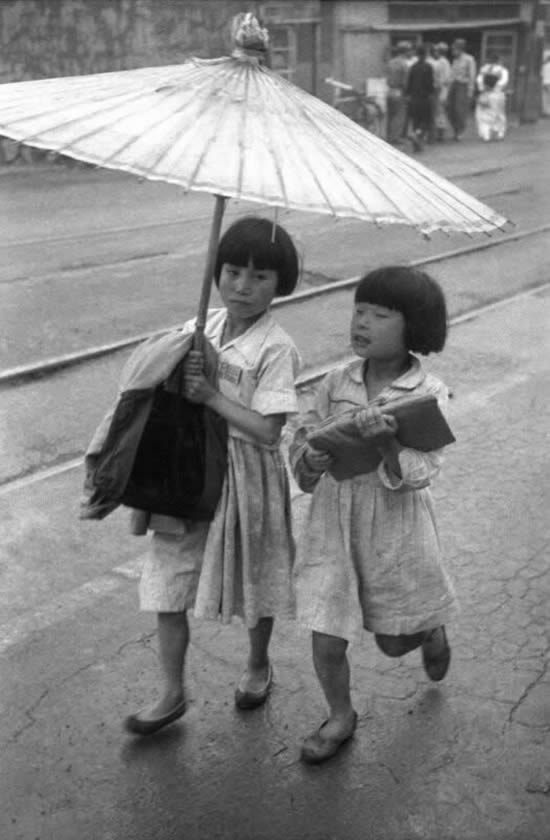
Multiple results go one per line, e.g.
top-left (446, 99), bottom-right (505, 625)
top-left (205, 308), bottom-right (274, 362)
top-left (346, 354), bottom-right (425, 392)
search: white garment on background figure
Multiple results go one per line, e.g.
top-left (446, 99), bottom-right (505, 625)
top-left (542, 53), bottom-right (550, 117)
top-left (475, 62), bottom-right (509, 141)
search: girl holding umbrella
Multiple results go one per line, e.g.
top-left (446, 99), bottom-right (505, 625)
top-left (122, 216), bottom-right (302, 734)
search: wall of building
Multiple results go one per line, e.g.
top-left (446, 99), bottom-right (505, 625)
top-left (331, 0), bottom-right (389, 90)
top-left (0, 0), bottom-right (254, 83)
top-left (0, 0), bottom-right (329, 164)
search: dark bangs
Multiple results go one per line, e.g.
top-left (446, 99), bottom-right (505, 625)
top-left (354, 266), bottom-right (415, 310)
top-left (354, 266), bottom-right (448, 354)
top-left (214, 216), bottom-right (299, 296)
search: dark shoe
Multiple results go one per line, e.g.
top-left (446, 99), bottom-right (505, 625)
top-left (301, 712), bottom-right (358, 765)
top-left (124, 698), bottom-right (187, 736)
top-left (422, 626), bottom-right (451, 681)
top-left (411, 130), bottom-right (424, 152)
top-left (235, 663), bottom-right (273, 710)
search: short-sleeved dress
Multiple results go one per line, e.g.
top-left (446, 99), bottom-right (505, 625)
top-left (139, 308), bottom-right (301, 627)
top-left (290, 355), bottom-right (458, 643)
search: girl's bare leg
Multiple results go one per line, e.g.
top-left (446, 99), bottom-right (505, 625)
top-left (240, 616), bottom-right (273, 692)
top-left (311, 631), bottom-right (356, 737)
top-left (138, 611), bottom-right (189, 719)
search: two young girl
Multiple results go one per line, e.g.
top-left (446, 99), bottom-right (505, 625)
top-left (111, 216), bottom-right (456, 759)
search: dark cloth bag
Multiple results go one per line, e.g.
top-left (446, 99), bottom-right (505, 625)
top-left (119, 359), bottom-right (227, 520)
top-left (83, 339), bottom-right (228, 522)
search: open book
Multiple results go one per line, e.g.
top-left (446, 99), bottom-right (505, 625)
top-left (307, 393), bottom-right (456, 481)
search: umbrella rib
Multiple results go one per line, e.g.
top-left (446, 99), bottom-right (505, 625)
top-left (2, 60), bottom-right (228, 176)
top-left (293, 90), bottom-right (502, 228)
top-left (236, 65), bottom-right (250, 199)
top-left (305, 93), bottom-right (504, 227)
top-left (260, 72), bottom-right (384, 218)
top-left (267, 74), bottom-right (396, 217)
top-left (4, 84), bottom-right (178, 160)
top-left (291, 94), bottom-right (431, 221)
top-left (177, 60), bottom-right (246, 189)
top-left (79, 62), bottom-right (231, 172)
top-left (253, 70), bottom-right (289, 205)
top-left (264, 74), bottom-right (338, 214)
top-left (117, 61), bottom-right (238, 178)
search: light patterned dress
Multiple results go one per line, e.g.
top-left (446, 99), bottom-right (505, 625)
top-left (290, 356), bottom-right (457, 643)
top-left (139, 308), bottom-right (301, 627)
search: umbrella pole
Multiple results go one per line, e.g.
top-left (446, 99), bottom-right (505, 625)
top-left (193, 194), bottom-right (227, 349)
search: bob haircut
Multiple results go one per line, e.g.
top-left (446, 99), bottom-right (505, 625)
top-left (354, 265), bottom-right (448, 354)
top-left (214, 216), bottom-right (299, 296)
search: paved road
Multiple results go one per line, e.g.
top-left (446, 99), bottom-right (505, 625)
top-left (1, 288), bottom-right (549, 840)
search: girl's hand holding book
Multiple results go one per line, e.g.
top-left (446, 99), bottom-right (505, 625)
top-left (303, 443), bottom-right (333, 474)
top-left (354, 406), bottom-right (398, 441)
top-left (183, 350), bottom-right (217, 404)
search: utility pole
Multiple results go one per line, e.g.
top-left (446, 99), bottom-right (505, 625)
top-left (519, 0), bottom-right (545, 121)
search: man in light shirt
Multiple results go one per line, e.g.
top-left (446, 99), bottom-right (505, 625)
top-left (447, 38), bottom-right (476, 140)
top-left (385, 41), bottom-right (410, 144)
top-left (430, 42), bottom-right (452, 141)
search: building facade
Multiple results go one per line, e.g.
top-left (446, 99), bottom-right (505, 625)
top-left (326, 1), bottom-right (545, 119)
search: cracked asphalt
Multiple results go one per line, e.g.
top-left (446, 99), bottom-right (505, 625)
top-left (1, 283), bottom-right (549, 840)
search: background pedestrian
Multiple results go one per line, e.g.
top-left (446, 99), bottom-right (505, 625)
top-left (290, 266), bottom-right (457, 764)
top-left (447, 38), bottom-right (477, 140)
top-left (475, 51), bottom-right (509, 141)
top-left (430, 42), bottom-right (452, 141)
top-left (385, 41), bottom-right (410, 145)
top-left (541, 49), bottom-right (550, 116)
top-left (405, 44), bottom-right (435, 151)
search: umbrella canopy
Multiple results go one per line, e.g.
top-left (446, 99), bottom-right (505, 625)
top-left (0, 17), bottom-right (507, 237)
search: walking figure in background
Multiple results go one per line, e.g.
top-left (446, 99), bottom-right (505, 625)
top-left (385, 41), bottom-right (410, 145)
top-left (542, 49), bottom-right (550, 117)
top-left (290, 266), bottom-right (457, 764)
top-left (405, 45), bottom-right (435, 152)
top-left (118, 216), bottom-right (301, 734)
top-left (475, 52), bottom-right (509, 141)
top-left (430, 42), bottom-right (452, 141)
top-left (447, 38), bottom-right (477, 140)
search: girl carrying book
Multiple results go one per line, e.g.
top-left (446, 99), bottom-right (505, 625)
top-left (289, 265), bottom-right (458, 764)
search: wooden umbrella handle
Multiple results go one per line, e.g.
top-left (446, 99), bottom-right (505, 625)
top-left (194, 194), bottom-right (227, 350)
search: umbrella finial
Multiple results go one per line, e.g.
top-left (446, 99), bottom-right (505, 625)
top-left (231, 12), bottom-right (269, 62)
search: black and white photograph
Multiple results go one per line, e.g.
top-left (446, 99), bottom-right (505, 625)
top-left (0, 1), bottom-right (548, 838)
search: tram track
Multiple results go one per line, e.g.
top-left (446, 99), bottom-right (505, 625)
top-left (1, 267), bottom-right (549, 498)
top-left (0, 161), bottom-right (514, 252)
top-left (1, 219), bottom-right (549, 388)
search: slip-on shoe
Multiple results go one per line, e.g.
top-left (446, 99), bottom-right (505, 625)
top-left (301, 712), bottom-right (358, 765)
top-left (422, 625), bottom-right (451, 682)
top-left (124, 698), bottom-right (187, 736)
top-left (235, 663), bottom-right (273, 710)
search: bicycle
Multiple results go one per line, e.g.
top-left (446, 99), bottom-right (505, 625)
top-left (325, 77), bottom-right (386, 137)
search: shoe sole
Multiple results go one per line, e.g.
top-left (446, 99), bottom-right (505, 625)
top-left (301, 713), bottom-right (358, 764)
top-left (124, 700), bottom-right (187, 735)
top-left (235, 664), bottom-right (273, 710)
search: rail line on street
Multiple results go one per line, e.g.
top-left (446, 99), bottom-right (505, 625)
top-left (0, 161), bottom-right (512, 251)
top-left (1, 276), bottom-right (550, 498)
top-left (1, 220), bottom-right (549, 388)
